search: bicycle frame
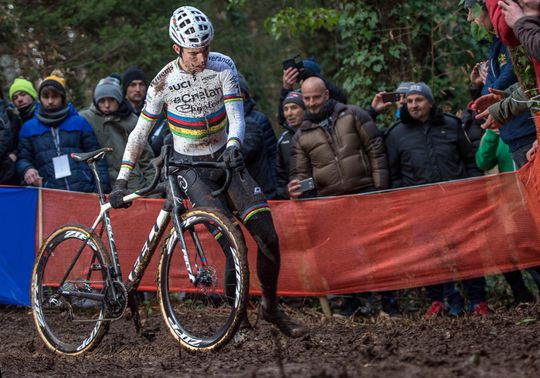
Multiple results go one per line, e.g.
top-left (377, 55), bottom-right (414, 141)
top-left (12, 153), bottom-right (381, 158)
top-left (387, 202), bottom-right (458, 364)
top-left (63, 158), bottom-right (208, 301)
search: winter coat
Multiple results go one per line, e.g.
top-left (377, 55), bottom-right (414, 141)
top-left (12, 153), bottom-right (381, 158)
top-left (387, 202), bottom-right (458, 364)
top-left (290, 101), bottom-right (388, 196)
top-left (275, 123), bottom-right (297, 199)
top-left (243, 98), bottom-right (277, 178)
top-left (80, 102), bottom-right (155, 192)
top-left (242, 113), bottom-right (277, 200)
top-left (486, 0), bottom-right (540, 90)
top-left (385, 105), bottom-right (482, 189)
top-left (475, 129), bottom-right (514, 173)
top-left (514, 16), bottom-right (540, 62)
top-left (16, 103), bottom-right (109, 193)
top-left (481, 36), bottom-right (536, 153)
top-left (488, 83), bottom-right (535, 153)
top-left (0, 100), bottom-right (21, 184)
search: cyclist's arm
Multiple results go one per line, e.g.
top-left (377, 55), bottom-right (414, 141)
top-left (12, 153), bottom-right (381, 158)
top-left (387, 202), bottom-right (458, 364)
top-left (221, 66), bottom-right (245, 148)
top-left (117, 85), bottom-right (163, 181)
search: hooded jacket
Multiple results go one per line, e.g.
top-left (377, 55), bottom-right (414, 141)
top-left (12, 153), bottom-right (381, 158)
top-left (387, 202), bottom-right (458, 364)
top-left (80, 101), bottom-right (155, 191)
top-left (385, 105), bottom-right (482, 188)
top-left (16, 103), bottom-right (109, 193)
top-left (289, 101), bottom-right (388, 196)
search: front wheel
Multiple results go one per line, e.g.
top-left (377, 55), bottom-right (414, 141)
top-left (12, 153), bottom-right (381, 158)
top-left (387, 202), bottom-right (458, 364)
top-left (31, 224), bottom-right (111, 355)
top-left (157, 208), bottom-right (249, 351)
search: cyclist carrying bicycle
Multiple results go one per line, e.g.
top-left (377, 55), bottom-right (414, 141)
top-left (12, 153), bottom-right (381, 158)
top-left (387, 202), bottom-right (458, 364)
top-left (110, 5), bottom-right (306, 338)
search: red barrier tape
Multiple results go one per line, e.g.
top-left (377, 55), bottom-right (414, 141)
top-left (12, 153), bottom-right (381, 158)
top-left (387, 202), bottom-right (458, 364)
top-left (38, 167), bottom-right (540, 296)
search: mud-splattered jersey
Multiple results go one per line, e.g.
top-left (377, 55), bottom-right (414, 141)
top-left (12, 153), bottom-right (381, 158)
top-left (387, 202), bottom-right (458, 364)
top-left (117, 52), bottom-right (245, 181)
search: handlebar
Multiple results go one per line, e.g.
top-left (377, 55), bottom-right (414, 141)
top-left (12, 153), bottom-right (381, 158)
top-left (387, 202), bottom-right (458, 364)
top-left (133, 145), bottom-right (233, 199)
top-left (168, 159), bottom-right (232, 197)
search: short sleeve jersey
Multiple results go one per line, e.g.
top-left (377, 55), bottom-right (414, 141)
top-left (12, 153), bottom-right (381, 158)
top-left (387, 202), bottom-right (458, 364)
top-left (117, 52), bottom-right (245, 181)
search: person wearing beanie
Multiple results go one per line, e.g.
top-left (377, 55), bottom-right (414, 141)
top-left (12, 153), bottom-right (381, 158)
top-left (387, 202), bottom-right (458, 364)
top-left (16, 69), bottom-right (109, 193)
top-left (0, 83), bottom-right (22, 184)
top-left (9, 77), bottom-right (38, 123)
top-left (368, 81), bottom-right (415, 123)
top-left (80, 76), bottom-right (155, 192)
top-left (278, 55), bottom-right (348, 126)
top-left (276, 90), bottom-right (305, 199)
top-left (237, 72), bottom-right (277, 200)
top-left (385, 82), bottom-right (486, 318)
top-left (122, 66), bottom-right (147, 115)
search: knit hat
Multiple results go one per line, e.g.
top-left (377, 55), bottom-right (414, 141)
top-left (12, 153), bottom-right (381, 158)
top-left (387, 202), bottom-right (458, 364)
top-left (395, 81), bottom-right (414, 94)
top-left (463, 0), bottom-right (484, 10)
top-left (302, 58), bottom-right (321, 76)
top-left (9, 78), bottom-right (38, 101)
top-left (122, 66), bottom-right (146, 94)
top-left (283, 90), bottom-right (305, 109)
top-left (39, 70), bottom-right (66, 98)
top-left (406, 82), bottom-right (434, 103)
top-left (94, 76), bottom-right (123, 104)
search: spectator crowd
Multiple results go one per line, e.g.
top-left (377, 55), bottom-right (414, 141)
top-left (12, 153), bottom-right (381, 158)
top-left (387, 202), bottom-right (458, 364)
top-left (1, 0), bottom-right (540, 318)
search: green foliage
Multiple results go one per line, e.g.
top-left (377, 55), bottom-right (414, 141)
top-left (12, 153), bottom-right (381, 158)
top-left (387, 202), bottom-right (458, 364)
top-left (266, 0), bottom-right (485, 127)
top-left (1, 0), bottom-right (486, 130)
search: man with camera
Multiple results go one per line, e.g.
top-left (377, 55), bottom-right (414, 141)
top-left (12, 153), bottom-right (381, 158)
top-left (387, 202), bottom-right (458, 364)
top-left (286, 76), bottom-right (399, 317)
top-left (277, 56), bottom-right (348, 125)
top-left (287, 76), bottom-right (388, 198)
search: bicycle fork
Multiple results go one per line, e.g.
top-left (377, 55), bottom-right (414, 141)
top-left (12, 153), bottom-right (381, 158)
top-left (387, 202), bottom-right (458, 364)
top-left (167, 175), bottom-right (210, 286)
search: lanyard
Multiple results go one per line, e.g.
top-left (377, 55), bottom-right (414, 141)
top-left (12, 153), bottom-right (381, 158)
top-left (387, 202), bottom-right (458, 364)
top-left (50, 127), bottom-right (62, 156)
top-left (50, 127), bottom-right (70, 190)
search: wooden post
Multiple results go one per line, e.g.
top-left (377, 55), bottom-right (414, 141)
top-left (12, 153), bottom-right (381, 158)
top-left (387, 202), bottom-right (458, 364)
top-left (319, 296), bottom-right (332, 317)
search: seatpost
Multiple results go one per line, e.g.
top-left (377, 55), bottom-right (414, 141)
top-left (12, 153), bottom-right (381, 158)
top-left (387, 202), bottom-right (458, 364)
top-left (88, 160), bottom-right (107, 205)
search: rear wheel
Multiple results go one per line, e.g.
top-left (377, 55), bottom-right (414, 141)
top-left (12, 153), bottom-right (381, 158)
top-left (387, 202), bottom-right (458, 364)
top-left (157, 208), bottom-right (249, 351)
top-left (31, 224), bottom-right (111, 355)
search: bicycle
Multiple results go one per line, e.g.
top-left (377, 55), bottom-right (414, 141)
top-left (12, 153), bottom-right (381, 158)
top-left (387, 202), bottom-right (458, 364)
top-left (31, 146), bottom-right (249, 355)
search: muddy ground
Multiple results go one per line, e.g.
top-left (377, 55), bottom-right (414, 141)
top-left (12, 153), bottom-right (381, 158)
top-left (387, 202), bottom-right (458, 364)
top-left (1, 301), bottom-right (540, 377)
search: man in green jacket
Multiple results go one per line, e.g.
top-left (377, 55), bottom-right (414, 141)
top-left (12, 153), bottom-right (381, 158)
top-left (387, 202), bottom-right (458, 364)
top-left (80, 76), bottom-right (155, 192)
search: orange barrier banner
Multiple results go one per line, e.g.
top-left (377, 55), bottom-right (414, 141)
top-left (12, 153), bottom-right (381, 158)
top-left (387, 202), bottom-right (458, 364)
top-left (38, 167), bottom-right (540, 296)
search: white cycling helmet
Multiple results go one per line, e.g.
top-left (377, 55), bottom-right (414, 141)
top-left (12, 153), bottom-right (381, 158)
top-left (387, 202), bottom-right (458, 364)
top-left (169, 6), bottom-right (214, 48)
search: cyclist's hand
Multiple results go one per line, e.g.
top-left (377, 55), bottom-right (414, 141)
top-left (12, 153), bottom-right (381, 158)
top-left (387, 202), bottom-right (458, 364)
top-left (109, 179), bottom-right (131, 209)
top-left (221, 146), bottom-right (245, 171)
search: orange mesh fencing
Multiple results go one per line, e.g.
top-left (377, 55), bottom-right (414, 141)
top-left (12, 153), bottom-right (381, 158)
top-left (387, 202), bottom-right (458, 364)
top-left (38, 168), bottom-right (540, 296)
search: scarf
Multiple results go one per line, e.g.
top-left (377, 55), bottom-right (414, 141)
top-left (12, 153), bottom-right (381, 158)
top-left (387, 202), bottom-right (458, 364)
top-left (304, 99), bottom-right (337, 125)
top-left (18, 101), bottom-right (37, 122)
top-left (37, 105), bottom-right (70, 127)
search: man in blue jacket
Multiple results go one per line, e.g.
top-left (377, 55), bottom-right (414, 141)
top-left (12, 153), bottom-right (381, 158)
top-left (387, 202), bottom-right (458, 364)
top-left (17, 70), bottom-right (109, 192)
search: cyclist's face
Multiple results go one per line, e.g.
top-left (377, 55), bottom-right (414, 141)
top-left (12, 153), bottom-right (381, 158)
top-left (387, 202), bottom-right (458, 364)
top-left (175, 45), bottom-right (210, 74)
top-left (283, 103), bottom-right (305, 128)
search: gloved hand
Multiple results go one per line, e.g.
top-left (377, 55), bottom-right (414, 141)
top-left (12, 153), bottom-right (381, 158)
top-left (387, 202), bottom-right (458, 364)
top-left (221, 145), bottom-right (245, 171)
top-left (109, 179), bottom-right (131, 209)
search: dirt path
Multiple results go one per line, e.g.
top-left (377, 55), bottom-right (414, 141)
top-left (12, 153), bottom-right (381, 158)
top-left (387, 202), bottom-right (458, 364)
top-left (1, 303), bottom-right (539, 377)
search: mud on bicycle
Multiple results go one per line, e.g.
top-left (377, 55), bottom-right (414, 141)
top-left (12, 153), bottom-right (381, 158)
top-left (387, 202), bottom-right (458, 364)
top-left (31, 146), bottom-right (250, 355)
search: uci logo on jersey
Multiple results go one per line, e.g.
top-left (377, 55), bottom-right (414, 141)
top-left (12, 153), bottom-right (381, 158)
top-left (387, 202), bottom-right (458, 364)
top-left (254, 187), bottom-right (262, 195)
top-left (169, 81), bottom-right (192, 91)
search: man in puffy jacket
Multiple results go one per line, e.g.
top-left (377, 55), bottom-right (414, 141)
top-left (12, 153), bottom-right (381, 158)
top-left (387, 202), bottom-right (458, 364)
top-left (80, 76), bottom-right (155, 192)
top-left (287, 76), bottom-right (388, 198)
top-left (287, 76), bottom-right (398, 317)
top-left (16, 70), bottom-right (109, 192)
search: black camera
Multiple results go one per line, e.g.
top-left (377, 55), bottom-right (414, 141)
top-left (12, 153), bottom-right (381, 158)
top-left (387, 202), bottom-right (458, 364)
top-left (282, 55), bottom-right (304, 71)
